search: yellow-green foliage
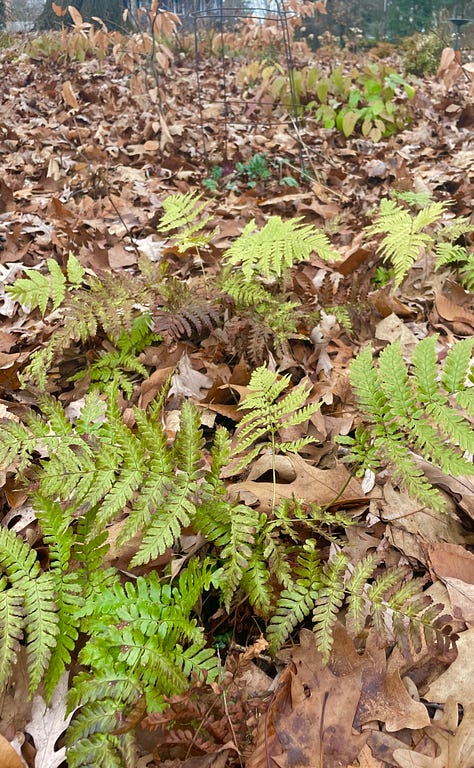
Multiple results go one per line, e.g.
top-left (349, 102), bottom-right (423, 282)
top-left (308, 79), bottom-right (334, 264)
top-left (339, 336), bottom-right (474, 512)
top-left (367, 195), bottom-right (474, 288)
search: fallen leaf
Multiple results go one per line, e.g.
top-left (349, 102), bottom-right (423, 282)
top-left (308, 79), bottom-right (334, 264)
top-left (0, 735), bottom-right (26, 768)
top-left (168, 354), bottom-right (213, 400)
top-left (393, 697), bottom-right (474, 768)
top-left (25, 673), bottom-right (73, 768)
top-left (427, 543), bottom-right (474, 624)
top-left (434, 290), bottom-right (474, 334)
top-left (248, 629), bottom-right (367, 768)
top-left (230, 455), bottom-right (365, 511)
top-left (425, 628), bottom-right (474, 705)
top-left (382, 484), bottom-right (466, 565)
top-left (355, 638), bottom-right (430, 732)
top-left (62, 80), bottom-right (79, 110)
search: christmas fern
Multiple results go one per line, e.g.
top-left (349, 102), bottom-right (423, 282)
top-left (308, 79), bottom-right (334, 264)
top-left (339, 336), bottom-right (474, 512)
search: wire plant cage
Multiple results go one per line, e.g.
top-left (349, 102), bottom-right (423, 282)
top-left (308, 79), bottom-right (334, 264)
top-left (166, 0), bottom-right (304, 171)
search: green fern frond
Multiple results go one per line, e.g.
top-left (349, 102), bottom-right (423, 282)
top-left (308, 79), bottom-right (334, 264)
top-left (368, 197), bottom-right (473, 289)
top-left (67, 565), bottom-right (220, 767)
top-left (392, 190), bottom-right (434, 207)
top-left (130, 400), bottom-right (205, 566)
top-left (47, 258), bottom-right (67, 309)
top-left (0, 526), bottom-right (59, 694)
top-left (368, 211), bottom-right (432, 288)
top-left (345, 554), bottom-right (378, 636)
top-left (158, 191), bottom-right (210, 233)
top-left (240, 547), bottom-right (273, 616)
top-left (22, 272), bottom-right (154, 388)
top-left (411, 202), bottom-right (447, 231)
top-left (0, 580), bottom-right (24, 689)
top-left (434, 242), bottom-right (469, 268)
top-left (66, 251), bottom-right (86, 286)
top-left (34, 496), bottom-right (84, 700)
top-left (267, 540), bottom-right (322, 654)
top-left (218, 503), bottom-right (259, 610)
top-left (341, 338), bottom-right (474, 512)
top-left (233, 365), bottom-right (320, 472)
top-left (438, 215), bottom-right (474, 243)
top-left (223, 216), bottom-right (340, 280)
top-left (220, 269), bottom-right (273, 309)
top-left (440, 338), bottom-right (474, 395)
top-left (312, 552), bottom-right (349, 663)
top-left (67, 714), bottom-right (135, 768)
top-left (157, 192), bottom-right (215, 253)
top-left (6, 254), bottom-right (86, 318)
top-left (6, 263), bottom-right (60, 316)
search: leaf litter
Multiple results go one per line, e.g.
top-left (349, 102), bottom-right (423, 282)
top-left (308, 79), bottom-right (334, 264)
top-left (0, 14), bottom-right (473, 768)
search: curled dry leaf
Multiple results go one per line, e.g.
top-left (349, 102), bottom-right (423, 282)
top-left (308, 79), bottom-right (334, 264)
top-left (0, 735), bottom-right (27, 768)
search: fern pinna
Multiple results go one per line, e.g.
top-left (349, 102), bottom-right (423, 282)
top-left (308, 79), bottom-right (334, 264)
top-left (339, 335), bottom-right (474, 511)
top-left (67, 562), bottom-right (221, 768)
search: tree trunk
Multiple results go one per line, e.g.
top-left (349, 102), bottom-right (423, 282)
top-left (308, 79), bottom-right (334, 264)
top-left (36, 0), bottom-right (124, 30)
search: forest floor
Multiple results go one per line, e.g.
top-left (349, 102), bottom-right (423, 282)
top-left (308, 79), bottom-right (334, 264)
top-left (0, 27), bottom-right (474, 768)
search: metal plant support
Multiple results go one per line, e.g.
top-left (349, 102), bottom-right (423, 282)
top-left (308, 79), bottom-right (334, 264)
top-left (186, 0), bottom-right (303, 170)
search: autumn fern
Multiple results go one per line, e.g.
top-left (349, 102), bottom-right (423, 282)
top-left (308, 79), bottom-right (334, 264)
top-left (339, 336), bottom-right (474, 512)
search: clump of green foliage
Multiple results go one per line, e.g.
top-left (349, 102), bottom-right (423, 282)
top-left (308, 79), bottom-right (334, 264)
top-left (339, 336), bottom-right (474, 512)
top-left (203, 153), bottom-right (299, 192)
top-left (2, 191), bottom-right (468, 768)
top-left (401, 32), bottom-right (445, 77)
top-left (252, 60), bottom-right (415, 141)
top-left (367, 192), bottom-right (474, 288)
